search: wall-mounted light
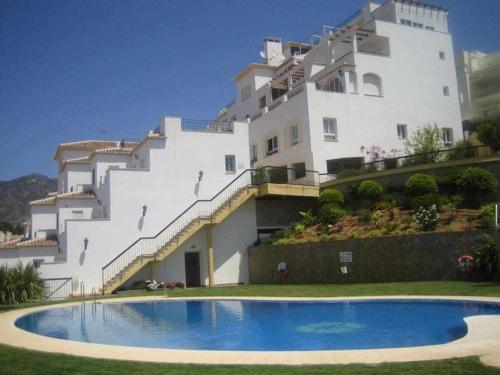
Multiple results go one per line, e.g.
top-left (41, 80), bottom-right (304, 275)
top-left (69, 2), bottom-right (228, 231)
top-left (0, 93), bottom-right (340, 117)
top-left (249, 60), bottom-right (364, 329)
top-left (142, 205), bottom-right (148, 217)
top-left (84, 238), bottom-right (89, 250)
top-left (198, 170), bottom-right (204, 182)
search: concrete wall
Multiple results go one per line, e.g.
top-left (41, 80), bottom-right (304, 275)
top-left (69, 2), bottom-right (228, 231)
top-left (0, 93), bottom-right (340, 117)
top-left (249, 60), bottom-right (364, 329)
top-left (0, 246), bottom-right (59, 268)
top-left (249, 230), bottom-right (497, 284)
top-left (39, 117), bottom-right (252, 291)
top-left (256, 197), bottom-right (317, 228)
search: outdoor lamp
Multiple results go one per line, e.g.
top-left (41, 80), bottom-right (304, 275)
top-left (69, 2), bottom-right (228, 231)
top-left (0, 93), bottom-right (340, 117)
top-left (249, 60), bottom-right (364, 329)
top-left (84, 238), bottom-right (89, 250)
top-left (198, 170), bottom-right (204, 182)
top-left (142, 205), bottom-right (148, 217)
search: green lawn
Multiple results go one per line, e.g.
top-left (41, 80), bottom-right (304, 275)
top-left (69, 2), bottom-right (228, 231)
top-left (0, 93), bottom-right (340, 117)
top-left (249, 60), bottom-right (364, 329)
top-left (0, 346), bottom-right (498, 375)
top-left (1, 281), bottom-right (500, 374)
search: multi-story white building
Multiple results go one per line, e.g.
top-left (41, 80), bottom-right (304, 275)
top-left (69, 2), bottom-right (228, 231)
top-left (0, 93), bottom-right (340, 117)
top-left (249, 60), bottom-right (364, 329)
top-left (220, 0), bottom-right (463, 174)
top-left (0, 0), bottom-right (463, 295)
top-left (456, 50), bottom-right (500, 132)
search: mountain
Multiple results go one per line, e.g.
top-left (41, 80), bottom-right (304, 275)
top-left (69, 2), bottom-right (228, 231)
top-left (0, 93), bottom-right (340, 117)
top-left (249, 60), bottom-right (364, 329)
top-left (0, 174), bottom-right (58, 225)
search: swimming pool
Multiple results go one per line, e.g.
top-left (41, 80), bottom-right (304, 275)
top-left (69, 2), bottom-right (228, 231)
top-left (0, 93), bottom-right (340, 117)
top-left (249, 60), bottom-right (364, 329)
top-left (14, 299), bottom-right (500, 351)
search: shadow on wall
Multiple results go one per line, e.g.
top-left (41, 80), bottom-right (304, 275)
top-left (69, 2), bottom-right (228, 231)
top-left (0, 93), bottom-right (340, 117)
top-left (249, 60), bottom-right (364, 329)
top-left (138, 216), bottom-right (144, 231)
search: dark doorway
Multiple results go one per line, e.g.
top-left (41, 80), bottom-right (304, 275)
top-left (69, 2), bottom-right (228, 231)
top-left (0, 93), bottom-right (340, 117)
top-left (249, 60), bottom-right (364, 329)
top-left (326, 157), bottom-right (364, 174)
top-left (185, 252), bottom-right (201, 287)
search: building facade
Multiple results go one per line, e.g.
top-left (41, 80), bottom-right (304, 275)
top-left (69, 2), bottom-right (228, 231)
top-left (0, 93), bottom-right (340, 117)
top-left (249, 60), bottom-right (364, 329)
top-left (455, 50), bottom-right (500, 133)
top-left (220, 0), bottom-right (463, 174)
top-left (0, 0), bottom-right (464, 295)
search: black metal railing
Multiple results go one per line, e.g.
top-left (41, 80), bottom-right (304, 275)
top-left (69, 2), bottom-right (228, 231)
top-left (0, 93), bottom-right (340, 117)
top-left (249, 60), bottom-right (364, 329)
top-left (319, 144), bottom-right (499, 183)
top-left (253, 166), bottom-right (318, 186)
top-left (44, 277), bottom-right (72, 300)
top-left (102, 167), bottom-right (319, 290)
top-left (181, 119), bottom-right (233, 133)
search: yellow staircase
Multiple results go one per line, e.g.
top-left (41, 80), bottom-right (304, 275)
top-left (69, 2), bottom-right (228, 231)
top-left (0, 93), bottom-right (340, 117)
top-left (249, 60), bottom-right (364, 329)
top-left (101, 168), bottom-right (319, 294)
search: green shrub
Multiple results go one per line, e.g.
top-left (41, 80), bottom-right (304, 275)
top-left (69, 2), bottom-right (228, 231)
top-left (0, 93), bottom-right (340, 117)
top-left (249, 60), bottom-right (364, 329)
top-left (370, 210), bottom-right (385, 229)
top-left (356, 208), bottom-right (371, 223)
top-left (401, 216), bottom-right (414, 227)
top-left (477, 120), bottom-right (500, 151)
top-left (319, 204), bottom-right (347, 225)
top-left (409, 193), bottom-right (443, 211)
top-left (478, 204), bottom-right (496, 229)
top-left (357, 180), bottom-right (384, 202)
top-left (0, 262), bottom-right (45, 305)
top-left (472, 235), bottom-right (498, 280)
top-left (384, 222), bottom-right (398, 232)
top-left (318, 189), bottom-right (344, 207)
top-left (457, 167), bottom-right (498, 194)
top-left (405, 174), bottom-right (438, 196)
top-left (448, 139), bottom-right (476, 160)
top-left (298, 210), bottom-right (316, 227)
top-left (413, 205), bottom-right (440, 231)
top-left (293, 222), bottom-right (306, 233)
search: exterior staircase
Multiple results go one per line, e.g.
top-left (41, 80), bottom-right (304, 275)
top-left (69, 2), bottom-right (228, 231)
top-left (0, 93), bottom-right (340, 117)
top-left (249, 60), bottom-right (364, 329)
top-left (101, 167), bottom-right (319, 294)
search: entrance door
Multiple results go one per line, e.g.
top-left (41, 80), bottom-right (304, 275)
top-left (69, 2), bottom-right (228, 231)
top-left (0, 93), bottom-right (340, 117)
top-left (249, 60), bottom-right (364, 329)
top-left (185, 252), bottom-right (201, 287)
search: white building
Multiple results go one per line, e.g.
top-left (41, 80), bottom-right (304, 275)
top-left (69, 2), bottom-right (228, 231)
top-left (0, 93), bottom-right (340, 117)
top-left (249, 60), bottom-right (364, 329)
top-left (455, 50), bottom-right (500, 132)
top-left (220, 0), bottom-right (463, 174)
top-left (1, 0), bottom-right (463, 295)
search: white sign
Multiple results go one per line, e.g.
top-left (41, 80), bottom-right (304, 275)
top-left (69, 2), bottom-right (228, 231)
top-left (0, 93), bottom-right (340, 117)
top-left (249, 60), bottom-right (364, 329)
top-left (340, 252), bottom-right (352, 263)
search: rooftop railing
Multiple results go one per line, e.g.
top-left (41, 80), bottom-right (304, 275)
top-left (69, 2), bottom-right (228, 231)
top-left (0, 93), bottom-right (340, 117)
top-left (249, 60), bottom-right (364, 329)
top-left (181, 119), bottom-right (233, 133)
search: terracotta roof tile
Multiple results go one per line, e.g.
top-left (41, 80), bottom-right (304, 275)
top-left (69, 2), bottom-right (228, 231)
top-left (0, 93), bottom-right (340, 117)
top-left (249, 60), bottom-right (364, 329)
top-left (0, 236), bottom-right (22, 249)
top-left (16, 238), bottom-right (58, 248)
top-left (30, 191), bottom-right (96, 206)
top-left (54, 140), bottom-right (137, 160)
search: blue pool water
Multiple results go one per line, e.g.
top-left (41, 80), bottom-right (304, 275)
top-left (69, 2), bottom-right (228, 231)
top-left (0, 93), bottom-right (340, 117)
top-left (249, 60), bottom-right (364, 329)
top-left (15, 299), bottom-right (500, 351)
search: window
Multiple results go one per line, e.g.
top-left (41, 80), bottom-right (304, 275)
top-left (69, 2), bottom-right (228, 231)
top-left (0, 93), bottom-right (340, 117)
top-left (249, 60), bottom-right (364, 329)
top-left (443, 86), bottom-right (450, 96)
top-left (439, 51), bottom-right (445, 60)
top-left (323, 118), bottom-right (338, 142)
top-left (400, 19), bottom-right (411, 26)
top-left (442, 128), bottom-right (453, 146)
top-left (412, 22), bottom-right (423, 28)
top-left (266, 136), bottom-right (278, 155)
top-left (363, 73), bottom-right (382, 96)
top-left (33, 259), bottom-right (44, 269)
top-left (290, 125), bottom-right (299, 146)
top-left (241, 85), bottom-right (251, 102)
top-left (291, 162), bottom-right (306, 180)
top-left (225, 155), bottom-right (236, 173)
top-left (259, 96), bottom-right (267, 109)
top-left (328, 78), bottom-right (344, 93)
top-left (397, 124), bottom-right (408, 140)
top-left (251, 145), bottom-right (258, 162)
top-left (72, 210), bottom-right (84, 220)
top-left (425, 26), bottom-right (435, 31)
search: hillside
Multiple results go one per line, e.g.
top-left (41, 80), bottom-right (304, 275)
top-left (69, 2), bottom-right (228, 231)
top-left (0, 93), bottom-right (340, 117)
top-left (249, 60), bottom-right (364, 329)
top-left (0, 174), bottom-right (58, 225)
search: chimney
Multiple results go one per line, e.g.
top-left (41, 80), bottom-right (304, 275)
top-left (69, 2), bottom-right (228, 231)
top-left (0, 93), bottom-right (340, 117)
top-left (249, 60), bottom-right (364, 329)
top-left (263, 37), bottom-right (284, 66)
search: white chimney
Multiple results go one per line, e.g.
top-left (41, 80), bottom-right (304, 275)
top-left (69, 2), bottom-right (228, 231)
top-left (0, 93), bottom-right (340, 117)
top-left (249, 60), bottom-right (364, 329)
top-left (263, 37), bottom-right (284, 66)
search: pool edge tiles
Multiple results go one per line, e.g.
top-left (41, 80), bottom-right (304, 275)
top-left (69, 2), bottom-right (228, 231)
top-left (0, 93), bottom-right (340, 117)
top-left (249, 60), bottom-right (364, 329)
top-left (1, 295), bottom-right (500, 366)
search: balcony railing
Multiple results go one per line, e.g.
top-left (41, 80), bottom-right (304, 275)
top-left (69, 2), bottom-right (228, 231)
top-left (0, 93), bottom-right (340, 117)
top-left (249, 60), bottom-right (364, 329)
top-left (320, 144), bottom-right (499, 183)
top-left (181, 119), bottom-right (233, 133)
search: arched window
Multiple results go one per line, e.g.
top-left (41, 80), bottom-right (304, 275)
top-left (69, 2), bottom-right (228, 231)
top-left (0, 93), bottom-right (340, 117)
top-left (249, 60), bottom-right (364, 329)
top-left (363, 73), bottom-right (382, 96)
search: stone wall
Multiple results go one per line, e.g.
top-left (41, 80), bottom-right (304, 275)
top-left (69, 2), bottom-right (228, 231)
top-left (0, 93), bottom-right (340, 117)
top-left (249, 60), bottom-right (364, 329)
top-left (249, 230), bottom-right (498, 284)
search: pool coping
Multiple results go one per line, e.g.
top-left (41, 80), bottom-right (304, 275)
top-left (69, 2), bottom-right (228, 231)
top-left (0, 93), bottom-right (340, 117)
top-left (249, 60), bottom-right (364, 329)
top-left (1, 295), bottom-right (500, 367)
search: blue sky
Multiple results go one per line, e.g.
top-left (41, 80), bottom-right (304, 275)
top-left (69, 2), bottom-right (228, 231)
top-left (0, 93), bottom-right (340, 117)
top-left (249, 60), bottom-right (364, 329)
top-left (0, 0), bottom-right (499, 180)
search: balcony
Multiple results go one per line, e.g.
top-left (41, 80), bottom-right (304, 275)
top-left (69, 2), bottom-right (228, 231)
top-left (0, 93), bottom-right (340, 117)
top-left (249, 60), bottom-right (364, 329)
top-left (180, 119), bottom-right (233, 134)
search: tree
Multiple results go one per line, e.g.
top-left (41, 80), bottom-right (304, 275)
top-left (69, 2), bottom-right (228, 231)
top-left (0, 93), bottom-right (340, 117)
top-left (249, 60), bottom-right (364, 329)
top-left (477, 120), bottom-right (500, 151)
top-left (406, 124), bottom-right (444, 154)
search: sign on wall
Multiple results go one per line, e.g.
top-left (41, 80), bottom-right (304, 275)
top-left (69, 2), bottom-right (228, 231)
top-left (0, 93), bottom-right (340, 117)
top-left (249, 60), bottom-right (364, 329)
top-left (339, 251), bottom-right (352, 263)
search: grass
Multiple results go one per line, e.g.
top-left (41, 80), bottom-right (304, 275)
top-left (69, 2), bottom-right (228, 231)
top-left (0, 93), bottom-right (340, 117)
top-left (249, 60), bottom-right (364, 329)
top-left (1, 281), bottom-right (500, 374)
top-left (0, 345), bottom-right (499, 375)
